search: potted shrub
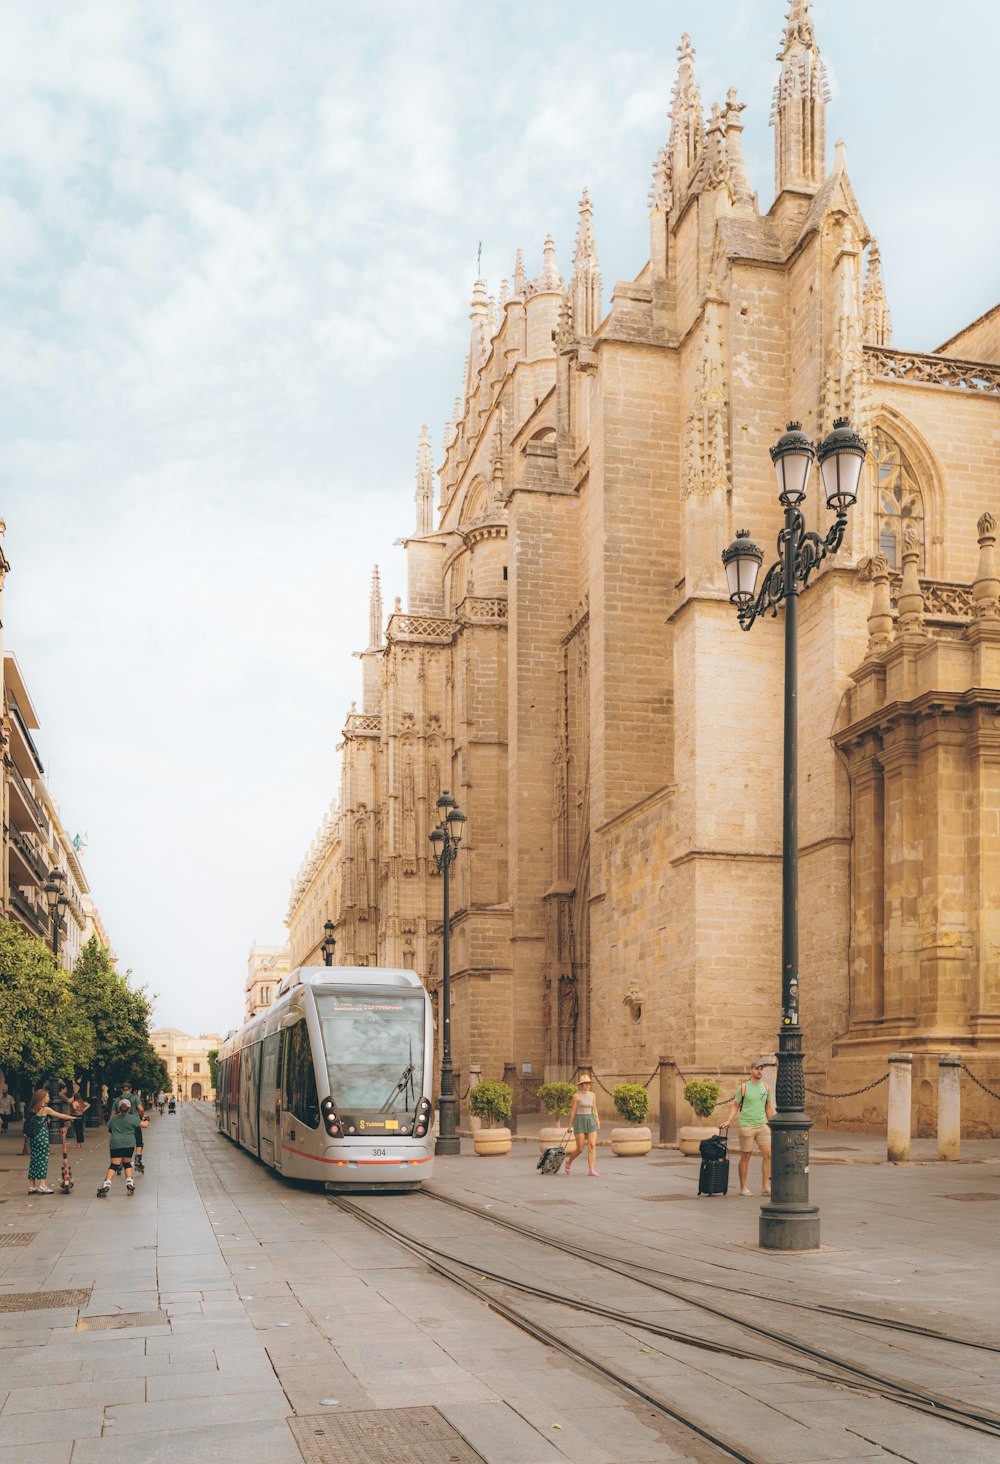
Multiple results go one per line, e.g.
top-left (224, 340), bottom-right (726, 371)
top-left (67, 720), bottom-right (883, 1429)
top-left (469, 1080), bottom-right (513, 1156)
top-left (679, 1079), bottom-right (723, 1155)
top-left (610, 1083), bottom-right (653, 1156)
top-left (536, 1081), bottom-right (576, 1154)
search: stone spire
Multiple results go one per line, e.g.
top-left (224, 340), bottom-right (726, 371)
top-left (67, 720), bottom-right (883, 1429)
top-left (972, 512), bottom-right (1000, 620)
top-left (863, 554), bottom-right (893, 655)
top-left (570, 189), bottom-right (601, 336)
top-left (648, 145), bottom-right (672, 216)
top-left (368, 565), bottom-right (383, 649)
top-left (823, 193), bottom-right (864, 430)
top-left (555, 290), bottom-right (574, 353)
top-left (415, 425), bottom-right (434, 537)
top-left (724, 88), bottom-right (755, 210)
top-left (771, 0), bottom-right (830, 195)
top-left (862, 240), bottom-right (892, 347)
top-left (704, 102), bottom-right (728, 188)
top-left (668, 33), bottom-right (703, 199)
top-left (897, 527), bottom-right (926, 636)
top-left (535, 233), bottom-right (562, 293)
top-left (465, 278), bottom-right (489, 397)
top-left (513, 248), bottom-right (526, 297)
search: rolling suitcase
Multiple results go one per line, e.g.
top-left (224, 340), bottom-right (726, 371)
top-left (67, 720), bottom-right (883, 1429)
top-left (537, 1128), bottom-right (573, 1175)
top-left (697, 1127), bottom-right (730, 1196)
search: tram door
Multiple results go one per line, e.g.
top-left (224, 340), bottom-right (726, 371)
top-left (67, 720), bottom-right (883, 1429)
top-left (239, 1042), bottom-right (261, 1156)
top-left (258, 1032), bottom-right (280, 1168)
top-left (280, 1020), bottom-right (320, 1163)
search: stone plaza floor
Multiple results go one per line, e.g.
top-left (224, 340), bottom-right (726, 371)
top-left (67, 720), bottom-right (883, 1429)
top-left (0, 1106), bottom-right (998, 1463)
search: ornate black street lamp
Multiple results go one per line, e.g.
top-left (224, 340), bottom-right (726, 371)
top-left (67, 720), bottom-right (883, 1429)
top-left (44, 867), bottom-right (68, 963)
top-left (722, 417), bottom-right (866, 1252)
top-left (429, 790), bottom-right (466, 1156)
top-left (321, 920), bottom-right (337, 967)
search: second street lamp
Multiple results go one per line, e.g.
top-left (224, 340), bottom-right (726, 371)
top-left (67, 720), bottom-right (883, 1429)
top-left (429, 790), bottom-right (466, 1157)
top-left (44, 867), bottom-right (67, 964)
top-left (721, 416), bottom-right (866, 1253)
top-left (321, 920), bottom-right (337, 967)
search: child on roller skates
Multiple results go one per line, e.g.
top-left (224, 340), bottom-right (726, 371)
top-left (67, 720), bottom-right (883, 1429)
top-left (97, 1099), bottom-right (148, 1198)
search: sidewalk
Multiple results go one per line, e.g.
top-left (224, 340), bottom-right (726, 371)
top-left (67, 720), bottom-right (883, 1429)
top-left (0, 1106), bottom-right (997, 1463)
top-left (477, 1108), bottom-right (1000, 1164)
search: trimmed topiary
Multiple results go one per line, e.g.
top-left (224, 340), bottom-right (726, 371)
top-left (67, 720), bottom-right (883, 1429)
top-left (537, 1082), bottom-right (576, 1121)
top-left (683, 1079), bottom-right (722, 1119)
top-left (612, 1083), bottom-right (650, 1125)
top-left (469, 1079), bottom-right (513, 1127)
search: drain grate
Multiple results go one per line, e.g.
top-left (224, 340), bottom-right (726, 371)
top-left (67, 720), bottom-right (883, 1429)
top-left (288, 1407), bottom-right (485, 1462)
top-left (0, 1288), bottom-right (90, 1312)
top-left (940, 1192), bottom-right (1000, 1202)
top-left (0, 1233), bottom-right (39, 1248)
top-left (77, 1310), bottom-right (168, 1331)
top-left (642, 1193), bottom-right (693, 1201)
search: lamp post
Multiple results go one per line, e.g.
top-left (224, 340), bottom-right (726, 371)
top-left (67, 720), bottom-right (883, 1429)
top-left (321, 920), bottom-right (337, 967)
top-left (721, 417), bottom-right (866, 1252)
top-left (44, 867), bottom-right (68, 963)
top-left (429, 790), bottom-right (466, 1157)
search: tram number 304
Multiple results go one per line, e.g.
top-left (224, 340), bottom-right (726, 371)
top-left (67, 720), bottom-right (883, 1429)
top-left (372, 1148), bottom-right (386, 1157)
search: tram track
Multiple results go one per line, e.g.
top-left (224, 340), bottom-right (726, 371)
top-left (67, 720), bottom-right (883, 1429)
top-left (330, 1190), bottom-right (1000, 1457)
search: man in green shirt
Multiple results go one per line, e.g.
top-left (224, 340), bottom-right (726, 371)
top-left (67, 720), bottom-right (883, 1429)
top-left (722, 1060), bottom-right (774, 1197)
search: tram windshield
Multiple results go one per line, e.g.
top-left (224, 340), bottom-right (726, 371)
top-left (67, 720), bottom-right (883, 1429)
top-left (316, 991), bottom-right (424, 1110)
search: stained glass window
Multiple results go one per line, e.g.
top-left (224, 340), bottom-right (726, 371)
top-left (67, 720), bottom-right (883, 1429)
top-left (872, 429), bottom-right (924, 569)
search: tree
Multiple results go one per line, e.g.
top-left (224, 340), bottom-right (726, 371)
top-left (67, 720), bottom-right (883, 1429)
top-left (0, 920), bottom-right (95, 1088)
top-left (70, 937), bottom-right (158, 1113)
top-left (207, 1049), bottom-right (219, 1093)
top-left (130, 1044), bottom-right (170, 1100)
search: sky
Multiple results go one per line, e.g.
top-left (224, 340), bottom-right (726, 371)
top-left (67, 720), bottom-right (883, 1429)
top-left (2, 1), bottom-right (997, 1037)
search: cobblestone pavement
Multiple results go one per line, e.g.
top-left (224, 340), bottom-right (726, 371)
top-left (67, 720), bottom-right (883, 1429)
top-left (0, 1107), bottom-right (997, 1463)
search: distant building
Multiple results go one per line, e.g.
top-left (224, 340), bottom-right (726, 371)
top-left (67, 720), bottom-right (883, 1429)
top-left (245, 941), bottom-right (289, 1021)
top-left (150, 1028), bottom-right (221, 1102)
top-left (1, 522), bottom-right (100, 967)
top-left (286, 799), bottom-right (340, 968)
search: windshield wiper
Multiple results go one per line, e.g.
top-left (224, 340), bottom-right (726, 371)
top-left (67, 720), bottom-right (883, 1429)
top-left (379, 1044), bottom-right (417, 1113)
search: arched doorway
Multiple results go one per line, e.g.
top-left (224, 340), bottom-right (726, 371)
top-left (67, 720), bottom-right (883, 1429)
top-left (191, 1082), bottom-right (203, 1101)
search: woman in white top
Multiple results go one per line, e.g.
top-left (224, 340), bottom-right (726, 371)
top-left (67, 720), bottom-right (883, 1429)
top-left (564, 1073), bottom-right (600, 1176)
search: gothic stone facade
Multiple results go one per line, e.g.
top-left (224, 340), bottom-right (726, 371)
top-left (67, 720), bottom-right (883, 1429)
top-left (288, 4), bottom-right (1000, 1134)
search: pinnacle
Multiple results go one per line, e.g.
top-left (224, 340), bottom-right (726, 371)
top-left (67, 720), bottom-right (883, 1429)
top-left (536, 233), bottom-right (562, 292)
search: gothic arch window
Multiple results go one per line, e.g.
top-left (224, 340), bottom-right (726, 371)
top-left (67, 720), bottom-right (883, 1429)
top-left (872, 428), bottom-right (925, 570)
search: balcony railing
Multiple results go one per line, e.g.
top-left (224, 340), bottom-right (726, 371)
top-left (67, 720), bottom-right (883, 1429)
top-left (8, 885), bottom-right (50, 939)
top-left (8, 825), bottom-right (48, 884)
top-left (5, 756), bottom-right (50, 837)
top-left (7, 694), bottom-right (45, 775)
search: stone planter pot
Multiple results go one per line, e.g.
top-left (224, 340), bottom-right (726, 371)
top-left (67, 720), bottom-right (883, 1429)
top-left (678, 1124), bottom-right (720, 1156)
top-left (538, 1125), bottom-right (573, 1155)
top-left (611, 1125), bottom-right (652, 1157)
top-left (473, 1127), bottom-right (512, 1156)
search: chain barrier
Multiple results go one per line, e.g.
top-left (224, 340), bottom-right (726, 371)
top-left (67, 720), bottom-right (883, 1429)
top-left (959, 1062), bottom-right (1000, 1104)
top-left (803, 1073), bottom-right (889, 1099)
top-left (575, 1070), bottom-right (660, 1095)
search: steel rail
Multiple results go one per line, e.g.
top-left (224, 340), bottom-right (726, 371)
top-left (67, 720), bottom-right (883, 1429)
top-left (426, 1188), bottom-right (1000, 1354)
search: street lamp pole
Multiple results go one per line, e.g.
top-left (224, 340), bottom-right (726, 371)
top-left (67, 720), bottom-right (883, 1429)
top-left (321, 920), bottom-right (337, 967)
top-left (429, 790), bottom-right (466, 1157)
top-left (722, 418), bottom-right (866, 1252)
top-left (44, 868), bottom-right (67, 964)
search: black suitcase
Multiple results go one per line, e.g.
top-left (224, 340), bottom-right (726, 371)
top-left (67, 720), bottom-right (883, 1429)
top-left (537, 1129), bottom-right (572, 1175)
top-left (697, 1127), bottom-right (730, 1196)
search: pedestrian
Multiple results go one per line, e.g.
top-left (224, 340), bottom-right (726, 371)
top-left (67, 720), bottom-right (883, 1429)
top-left (721, 1059), bottom-right (774, 1197)
top-left (564, 1072), bottom-right (601, 1177)
top-left (97, 1099), bottom-right (148, 1198)
top-left (25, 1089), bottom-right (68, 1195)
top-left (70, 1089), bottom-right (90, 1148)
top-left (111, 1083), bottom-right (146, 1173)
top-left (0, 1087), bottom-right (13, 1132)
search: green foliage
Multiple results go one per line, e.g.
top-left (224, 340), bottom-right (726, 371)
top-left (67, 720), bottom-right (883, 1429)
top-left (683, 1079), bottom-right (722, 1119)
top-left (0, 921), bottom-right (95, 1083)
top-left (469, 1079), bottom-right (512, 1127)
top-left (537, 1081), bottom-right (576, 1120)
top-left (207, 1049), bottom-right (219, 1093)
top-left (70, 938), bottom-right (154, 1093)
top-left (612, 1083), bottom-right (650, 1125)
top-left (130, 1045), bottom-right (170, 1100)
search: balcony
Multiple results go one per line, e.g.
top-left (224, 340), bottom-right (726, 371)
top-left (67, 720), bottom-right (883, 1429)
top-left (8, 885), bottom-right (51, 940)
top-left (7, 824), bottom-right (48, 886)
top-left (5, 756), bottom-right (50, 838)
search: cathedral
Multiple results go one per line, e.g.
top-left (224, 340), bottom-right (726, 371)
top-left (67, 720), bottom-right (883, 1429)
top-left (287, 2), bottom-right (1000, 1135)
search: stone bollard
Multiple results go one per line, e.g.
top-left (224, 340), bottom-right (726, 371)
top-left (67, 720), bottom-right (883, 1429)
top-left (938, 1053), bottom-right (961, 1161)
top-left (887, 1053), bottom-right (912, 1163)
top-left (658, 1057), bottom-right (677, 1144)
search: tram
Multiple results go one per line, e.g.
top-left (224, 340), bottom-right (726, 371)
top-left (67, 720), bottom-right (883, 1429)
top-left (215, 966), bottom-right (435, 1190)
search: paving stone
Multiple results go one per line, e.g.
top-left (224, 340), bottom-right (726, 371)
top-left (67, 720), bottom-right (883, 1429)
top-left (70, 1420), bottom-right (303, 1464)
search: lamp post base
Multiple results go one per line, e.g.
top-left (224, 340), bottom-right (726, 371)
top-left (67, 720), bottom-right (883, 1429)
top-left (435, 1091), bottom-right (460, 1156)
top-left (759, 1105), bottom-right (820, 1251)
top-left (435, 1134), bottom-right (461, 1157)
top-left (758, 1203), bottom-right (820, 1251)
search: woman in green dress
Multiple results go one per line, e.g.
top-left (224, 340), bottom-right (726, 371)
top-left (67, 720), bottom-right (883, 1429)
top-left (564, 1073), bottom-right (601, 1176)
top-left (25, 1089), bottom-right (66, 1194)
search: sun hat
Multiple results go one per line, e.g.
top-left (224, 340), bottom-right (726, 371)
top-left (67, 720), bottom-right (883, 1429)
top-left (578, 1072), bottom-right (592, 1084)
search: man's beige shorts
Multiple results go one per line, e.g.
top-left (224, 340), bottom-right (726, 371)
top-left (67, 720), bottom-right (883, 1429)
top-left (737, 1123), bottom-right (770, 1154)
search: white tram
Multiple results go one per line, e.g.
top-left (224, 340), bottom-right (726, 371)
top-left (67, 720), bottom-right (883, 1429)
top-left (215, 966), bottom-right (435, 1190)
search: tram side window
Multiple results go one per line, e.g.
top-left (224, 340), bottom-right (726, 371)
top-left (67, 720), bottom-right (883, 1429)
top-left (284, 1021), bottom-right (320, 1128)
